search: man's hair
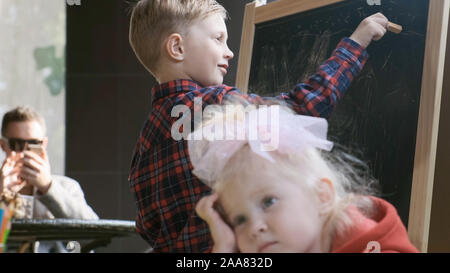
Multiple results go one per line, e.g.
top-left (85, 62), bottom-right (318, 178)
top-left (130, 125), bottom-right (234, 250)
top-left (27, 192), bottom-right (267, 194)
top-left (129, 0), bottom-right (227, 76)
top-left (1, 106), bottom-right (46, 137)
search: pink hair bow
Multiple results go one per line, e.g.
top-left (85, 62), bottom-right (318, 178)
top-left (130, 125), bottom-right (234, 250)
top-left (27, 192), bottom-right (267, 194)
top-left (187, 106), bottom-right (333, 185)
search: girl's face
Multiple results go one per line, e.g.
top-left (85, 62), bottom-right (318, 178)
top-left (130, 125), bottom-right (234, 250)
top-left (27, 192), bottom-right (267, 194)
top-left (220, 173), bottom-right (327, 253)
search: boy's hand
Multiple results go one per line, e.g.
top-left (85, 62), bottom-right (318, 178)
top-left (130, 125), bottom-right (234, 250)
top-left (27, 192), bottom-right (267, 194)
top-left (350, 12), bottom-right (389, 49)
top-left (196, 192), bottom-right (238, 253)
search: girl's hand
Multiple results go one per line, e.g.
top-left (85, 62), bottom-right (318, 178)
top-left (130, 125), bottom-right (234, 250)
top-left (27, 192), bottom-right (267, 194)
top-left (196, 192), bottom-right (238, 253)
top-left (350, 12), bottom-right (389, 49)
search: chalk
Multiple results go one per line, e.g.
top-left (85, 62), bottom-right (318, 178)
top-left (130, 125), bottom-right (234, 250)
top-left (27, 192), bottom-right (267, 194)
top-left (387, 22), bottom-right (402, 34)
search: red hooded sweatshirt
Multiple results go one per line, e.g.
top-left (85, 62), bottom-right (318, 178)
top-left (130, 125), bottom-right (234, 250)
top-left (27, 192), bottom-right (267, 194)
top-left (331, 197), bottom-right (419, 253)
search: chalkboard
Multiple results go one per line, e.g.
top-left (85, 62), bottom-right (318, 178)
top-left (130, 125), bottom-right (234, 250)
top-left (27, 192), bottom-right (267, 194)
top-left (236, 0), bottom-right (450, 251)
top-left (247, 0), bottom-right (428, 225)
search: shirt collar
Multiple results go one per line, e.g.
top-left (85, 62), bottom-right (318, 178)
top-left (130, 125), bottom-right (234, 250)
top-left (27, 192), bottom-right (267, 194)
top-left (151, 79), bottom-right (203, 103)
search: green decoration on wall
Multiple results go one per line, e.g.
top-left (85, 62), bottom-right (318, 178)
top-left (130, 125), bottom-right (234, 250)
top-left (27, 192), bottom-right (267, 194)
top-left (33, 46), bottom-right (65, 96)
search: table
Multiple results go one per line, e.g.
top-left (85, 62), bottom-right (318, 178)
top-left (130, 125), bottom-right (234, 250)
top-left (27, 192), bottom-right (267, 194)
top-left (6, 219), bottom-right (137, 253)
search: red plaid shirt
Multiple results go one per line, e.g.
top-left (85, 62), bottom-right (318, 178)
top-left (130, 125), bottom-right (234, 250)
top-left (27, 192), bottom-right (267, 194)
top-left (129, 38), bottom-right (368, 252)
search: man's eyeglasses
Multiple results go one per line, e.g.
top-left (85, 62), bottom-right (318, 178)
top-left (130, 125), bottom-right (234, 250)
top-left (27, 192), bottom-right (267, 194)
top-left (1, 137), bottom-right (44, 152)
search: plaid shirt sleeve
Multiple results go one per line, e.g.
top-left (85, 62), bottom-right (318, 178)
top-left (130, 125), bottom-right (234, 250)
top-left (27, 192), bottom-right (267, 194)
top-left (129, 37), bottom-right (367, 252)
top-left (189, 38), bottom-right (367, 118)
top-left (274, 37), bottom-right (368, 117)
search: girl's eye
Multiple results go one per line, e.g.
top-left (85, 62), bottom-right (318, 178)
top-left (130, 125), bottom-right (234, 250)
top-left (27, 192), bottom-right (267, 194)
top-left (234, 215), bottom-right (246, 226)
top-left (262, 197), bottom-right (276, 208)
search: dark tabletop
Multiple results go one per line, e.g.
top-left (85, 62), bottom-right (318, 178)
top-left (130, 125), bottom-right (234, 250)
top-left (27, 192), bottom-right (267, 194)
top-left (8, 219), bottom-right (136, 241)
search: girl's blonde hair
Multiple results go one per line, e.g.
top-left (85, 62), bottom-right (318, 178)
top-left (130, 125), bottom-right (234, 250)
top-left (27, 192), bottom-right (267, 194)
top-left (190, 100), bottom-right (379, 244)
top-left (129, 0), bottom-right (227, 76)
top-left (213, 142), bottom-right (378, 244)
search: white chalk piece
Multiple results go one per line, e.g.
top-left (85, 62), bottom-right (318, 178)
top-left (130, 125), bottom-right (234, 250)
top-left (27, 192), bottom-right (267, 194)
top-left (387, 22), bottom-right (403, 34)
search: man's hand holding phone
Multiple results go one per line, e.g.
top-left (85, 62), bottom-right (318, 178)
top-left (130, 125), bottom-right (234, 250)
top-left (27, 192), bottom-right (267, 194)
top-left (18, 144), bottom-right (52, 195)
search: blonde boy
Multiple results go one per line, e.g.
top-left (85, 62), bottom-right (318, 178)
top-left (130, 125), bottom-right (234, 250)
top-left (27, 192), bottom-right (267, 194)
top-left (128, 0), bottom-right (388, 252)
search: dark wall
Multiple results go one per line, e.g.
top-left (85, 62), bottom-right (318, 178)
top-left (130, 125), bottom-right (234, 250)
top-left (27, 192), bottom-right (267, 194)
top-left (66, 0), bottom-right (153, 252)
top-left (66, 0), bottom-right (250, 252)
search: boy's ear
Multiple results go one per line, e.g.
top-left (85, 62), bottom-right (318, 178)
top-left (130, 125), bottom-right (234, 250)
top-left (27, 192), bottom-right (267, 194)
top-left (165, 33), bottom-right (185, 61)
top-left (317, 178), bottom-right (335, 214)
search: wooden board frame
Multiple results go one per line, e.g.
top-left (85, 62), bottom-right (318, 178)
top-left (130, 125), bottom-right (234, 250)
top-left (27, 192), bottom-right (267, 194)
top-left (236, 0), bottom-right (450, 252)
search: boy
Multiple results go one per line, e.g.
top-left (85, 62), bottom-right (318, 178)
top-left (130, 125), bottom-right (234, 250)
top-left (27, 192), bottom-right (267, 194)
top-left (128, 0), bottom-right (388, 252)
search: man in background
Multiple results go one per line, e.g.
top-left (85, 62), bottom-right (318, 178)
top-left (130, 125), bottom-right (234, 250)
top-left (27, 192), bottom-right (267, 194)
top-left (0, 106), bottom-right (98, 252)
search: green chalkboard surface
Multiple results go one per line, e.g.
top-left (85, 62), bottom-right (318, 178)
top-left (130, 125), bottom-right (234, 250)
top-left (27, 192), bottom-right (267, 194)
top-left (247, 0), bottom-right (429, 225)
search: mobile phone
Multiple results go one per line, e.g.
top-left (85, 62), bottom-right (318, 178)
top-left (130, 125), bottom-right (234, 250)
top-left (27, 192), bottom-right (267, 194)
top-left (27, 143), bottom-right (44, 157)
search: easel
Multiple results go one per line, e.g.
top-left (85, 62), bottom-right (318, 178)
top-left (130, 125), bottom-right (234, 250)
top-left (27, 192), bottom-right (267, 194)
top-left (236, 0), bottom-right (450, 252)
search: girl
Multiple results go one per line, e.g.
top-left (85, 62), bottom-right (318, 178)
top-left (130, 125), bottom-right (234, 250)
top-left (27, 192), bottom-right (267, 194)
top-left (189, 104), bottom-right (418, 253)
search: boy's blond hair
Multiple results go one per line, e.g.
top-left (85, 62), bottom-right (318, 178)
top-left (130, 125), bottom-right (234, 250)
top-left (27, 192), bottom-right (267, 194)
top-left (129, 0), bottom-right (228, 76)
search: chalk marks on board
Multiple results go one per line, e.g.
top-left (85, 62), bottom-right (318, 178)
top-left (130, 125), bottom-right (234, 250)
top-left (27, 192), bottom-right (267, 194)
top-left (247, 0), bottom-right (430, 224)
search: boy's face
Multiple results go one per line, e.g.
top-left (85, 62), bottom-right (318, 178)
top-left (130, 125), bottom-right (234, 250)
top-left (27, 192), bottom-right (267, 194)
top-left (182, 13), bottom-right (234, 86)
top-left (220, 172), bottom-right (326, 253)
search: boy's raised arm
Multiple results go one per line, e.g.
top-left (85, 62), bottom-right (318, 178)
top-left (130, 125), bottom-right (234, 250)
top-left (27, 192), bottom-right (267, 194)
top-left (191, 13), bottom-right (389, 118)
top-left (273, 13), bottom-right (389, 118)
